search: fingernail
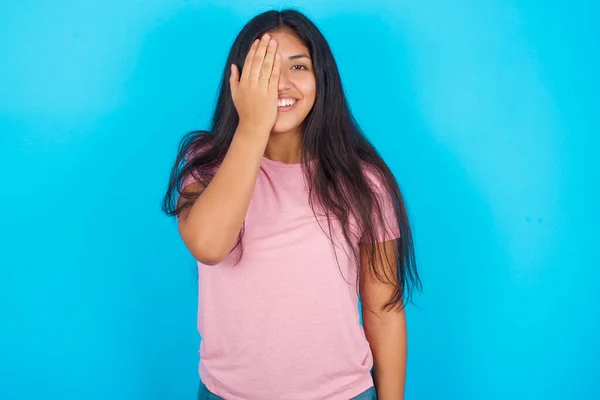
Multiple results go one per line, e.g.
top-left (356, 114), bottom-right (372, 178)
top-left (276, 52), bottom-right (281, 59)
top-left (253, 39), bottom-right (259, 46)
top-left (269, 39), bottom-right (276, 47)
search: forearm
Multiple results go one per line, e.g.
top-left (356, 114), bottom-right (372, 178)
top-left (179, 123), bottom-right (269, 264)
top-left (364, 310), bottom-right (407, 400)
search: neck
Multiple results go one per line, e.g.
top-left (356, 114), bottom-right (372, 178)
top-left (264, 129), bottom-right (303, 163)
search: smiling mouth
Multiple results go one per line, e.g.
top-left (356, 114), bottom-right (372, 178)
top-left (278, 98), bottom-right (297, 106)
top-left (277, 98), bottom-right (298, 111)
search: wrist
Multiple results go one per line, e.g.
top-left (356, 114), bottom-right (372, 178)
top-left (236, 121), bottom-right (272, 139)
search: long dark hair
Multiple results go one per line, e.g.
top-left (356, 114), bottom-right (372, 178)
top-left (162, 9), bottom-right (421, 312)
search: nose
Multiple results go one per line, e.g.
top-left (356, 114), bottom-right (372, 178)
top-left (278, 68), bottom-right (291, 91)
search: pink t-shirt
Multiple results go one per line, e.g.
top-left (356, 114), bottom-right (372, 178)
top-left (182, 156), bottom-right (399, 400)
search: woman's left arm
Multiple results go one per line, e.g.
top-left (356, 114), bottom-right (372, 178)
top-left (359, 239), bottom-right (407, 400)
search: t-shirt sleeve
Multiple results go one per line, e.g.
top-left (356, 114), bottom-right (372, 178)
top-left (180, 144), bottom-right (210, 190)
top-left (181, 165), bottom-right (197, 190)
top-left (359, 169), bottom-right (401, 243)
top-left (175, 149), bottom-right (205, 219)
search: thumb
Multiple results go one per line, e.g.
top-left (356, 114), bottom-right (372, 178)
top-left (229, 64), bottom-right (239, 96)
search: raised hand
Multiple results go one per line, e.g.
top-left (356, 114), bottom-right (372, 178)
top-left (229, 33), bottom-right (281, 133)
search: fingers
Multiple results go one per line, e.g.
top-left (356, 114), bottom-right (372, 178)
top-left (240, 39), bottom-right (259, 82)
top-left (269, 52), bottom-right (281, 95)
top-left (249, 34), bottom-right (272, 82)
top-left (259, 38), bottom-right (278, 85)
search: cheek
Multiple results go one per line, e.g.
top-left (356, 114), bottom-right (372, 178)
top-left (299, 81), bottom-right (316, 108)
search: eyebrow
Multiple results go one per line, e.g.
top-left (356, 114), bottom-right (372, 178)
top-left (288, 53), bottom-right (311, 61)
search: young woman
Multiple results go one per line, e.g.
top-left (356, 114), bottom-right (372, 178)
top-left (163, 9), bottom-right (421, 400)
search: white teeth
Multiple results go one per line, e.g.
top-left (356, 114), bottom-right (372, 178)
top-left (277, 98), bottom-right (297, 107)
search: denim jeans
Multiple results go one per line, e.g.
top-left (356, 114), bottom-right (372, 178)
top-left (197, 380), bottom-right (377, 399)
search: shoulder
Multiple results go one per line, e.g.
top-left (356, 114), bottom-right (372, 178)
top-left (359, 161), bottom-right (392, 193)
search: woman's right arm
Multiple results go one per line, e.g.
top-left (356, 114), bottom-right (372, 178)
top-left (177, 33), bottom-right (280, 265)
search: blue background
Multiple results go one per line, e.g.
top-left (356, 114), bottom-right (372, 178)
top-left (1, 1), bottom-right (598, 399)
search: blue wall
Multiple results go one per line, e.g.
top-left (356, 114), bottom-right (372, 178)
top-left (1, 1), bottom-right (598, 399)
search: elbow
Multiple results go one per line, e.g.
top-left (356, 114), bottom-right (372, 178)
top-left (178, 220), bottom-right (230, 265)
top-left (187, 240), bottom-right (227, 266)
top-left (194, 253), bottom-right (224, 266)
top-left (182, 231), bottom-right (229, 265)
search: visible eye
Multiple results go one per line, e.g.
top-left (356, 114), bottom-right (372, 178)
top-left (291, 65), bottom-right (309, 71)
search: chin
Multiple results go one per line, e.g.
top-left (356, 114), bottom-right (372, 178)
top-left (271, 120), bottom-right (302, 134)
